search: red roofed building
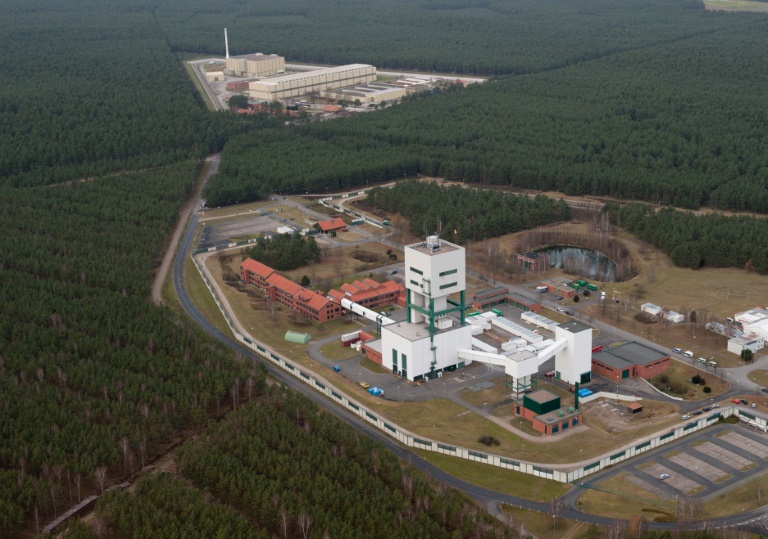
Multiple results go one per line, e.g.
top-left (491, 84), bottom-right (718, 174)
top-left (240, 257), bottom-right (403, 322)
top-left (314, 217), bottom-right (347, 234)
top-left (240, 258), bottom-right (275, 288)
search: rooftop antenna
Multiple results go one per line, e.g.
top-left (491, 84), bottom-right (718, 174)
top-left (224, 28), bottom-right (230, 59)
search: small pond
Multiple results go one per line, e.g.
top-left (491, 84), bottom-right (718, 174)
top-left (537, 246), bottom-right (618, 282)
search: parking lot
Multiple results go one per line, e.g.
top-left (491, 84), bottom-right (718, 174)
top-left (583, 424), bottom-right (768, 500)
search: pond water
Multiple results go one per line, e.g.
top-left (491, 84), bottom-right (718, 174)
top-left (537, 246), bottom-right (618, 282)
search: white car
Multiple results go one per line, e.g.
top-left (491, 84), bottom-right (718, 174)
top-left (681, 415), bottom-right (691, 420)
top-left (659, 473), bottom-right (670, 480)
top-left (711, 403), bottom-right (720, 408)
top-left (556, 307), bottom-right (565, 312)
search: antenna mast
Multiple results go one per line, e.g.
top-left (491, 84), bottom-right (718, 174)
top-left (224, 28), bottom-right (230, 59)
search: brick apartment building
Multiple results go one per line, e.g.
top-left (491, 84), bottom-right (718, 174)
top-left (240, 258), bottom-right (403, 323)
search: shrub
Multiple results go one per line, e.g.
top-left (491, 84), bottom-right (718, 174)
top-left (478, 435), bottom-right (500, 446)
top-left (703, 386), bottom-right (712, 393)
top-left (573, 295), bottom-right (580, 303)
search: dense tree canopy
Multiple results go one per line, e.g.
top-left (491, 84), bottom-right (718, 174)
top-left (608, 204), bottom-right (768, 273)
top-left (366, 181), bottom-right (570, 243)
top-left (244, 233), bottom-right (321, 271)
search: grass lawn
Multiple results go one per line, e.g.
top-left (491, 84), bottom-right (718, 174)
top-left (577, 473), bottom-right (674, 521)
top-left (185, 257), bottom-right (232, 337)
top-left (704, 470), bottom-right (768, 517)
top-left (650, 361), bottom-right (728, 400)
top-left (414, 451), bottom-right (571, 502)
top-left (361, 357), bottom-right (387, 374)
top-left (500, 505), bottom-right (591, 539)
top-left (749, 369), bottom-right (768, 388)
top-left (280, 242), bottom-right (401, 286)
top-left (459, 377), bottom-right (509, 406)
top-left (320, 341), bottom-right (360, 361)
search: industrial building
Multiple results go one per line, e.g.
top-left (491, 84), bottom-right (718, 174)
top-left (377, 236), bottom-right (472, 381)
top-left (591, 342), bottom-right (670, 382)
top-left (514, 389), bottom-right (582, 435)
top-left (225, 53), bottom-right (286, 78)
top-left (321, 82), bottom-right (406, 104)
top-left (240, 258), bottom-right (402, 323)
top-left (518, 252), bottom-right (547, 273)
top-left (728, 334), bottom-right (765, 355)
top-left (540, 276), bottom-right (576, 299)
top-left (471, 287), bottom-right (541, 312)
top-left (248, 64), bottom-right (376, 102)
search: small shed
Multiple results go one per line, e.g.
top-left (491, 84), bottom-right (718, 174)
top-left (284, 331), bottom-right (311, 344)
top-left (627, 402), bottom-right (643, 414)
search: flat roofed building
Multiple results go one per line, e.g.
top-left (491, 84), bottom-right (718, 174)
top-left (541, 276), bottom-right (575, 299)
top-left (225, 53), bottom-right (285, 78)
top-left (518, 252), bottom-right (547, 272)
top-left (471, 287), bottom-right (541, 312)
top-left (249, 64), bottom-right (376, 101)
top-left (322, 82), bottom-right (406, 103)
top-left (515, 389), bottom-right (582, 435)
top-left (591, 341), bottom-right (670, 381)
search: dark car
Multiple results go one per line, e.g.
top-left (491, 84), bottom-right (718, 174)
top-left (761, 388), bottom-right (768, 394)
top-left (741, 399), bottom-right (749, 405)
top-left (692, 410), bottom-right (702, 415)
top-left (703, 406), bottom-right (711, 412)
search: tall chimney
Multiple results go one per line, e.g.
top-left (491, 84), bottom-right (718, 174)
top-left (224, 28), bottom-right (230, 59)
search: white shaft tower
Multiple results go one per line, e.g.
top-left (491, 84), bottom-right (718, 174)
top-left (224, 28), bottom-right (230, 59)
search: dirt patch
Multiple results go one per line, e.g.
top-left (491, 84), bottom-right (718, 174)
top-left (581, 398), bottom-right (678, 434)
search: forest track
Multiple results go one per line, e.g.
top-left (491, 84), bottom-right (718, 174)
top-left (152, 154), bottom-right (219, 306)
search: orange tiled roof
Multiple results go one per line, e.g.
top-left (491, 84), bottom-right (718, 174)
top-left (241, 258), bottom-right (275, 279)
top-left (316, 217), bottom-right (347, 232)
top-left (267, 273), bottom-right (330, 311)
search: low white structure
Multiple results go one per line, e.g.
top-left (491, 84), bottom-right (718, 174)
top-left (664, 311), bottom-right (684, 323)
top-left (641, 303), bottom-right (663, 316)
top-left (728, 334), bottom-right (765, 355)
top-left (743, 318), bottom-right (768, 340)
top-left (521, 311), bottom-right (558, 332)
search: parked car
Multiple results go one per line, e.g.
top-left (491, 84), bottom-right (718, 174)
top-left (741, 399), bottom-right (749, 405)
top-left (732, 399), bottom-right (741, 404)
top-left (761, 388), bottom-right (768, 394)
top-left (556, 307), bottom-right (565, 312)
top-left (389, 270), bottom-right (398, 275)
top-left (683, 350), bottom-right (693, 357)
top-left (711, 403), bottom-right (720, 408)
top-left (359, 381), bottom-right (370, 389)
top-left (332, 365), bottom-right (341, 372)
top-left (703, 406), bottom-right (711, 412)
top-left (659, 474), bottom-right (670, 480)
top-left (681, 415), bottom-right (691, 420)
top-left (692, 410), bottom-right (702, 415)
top-left (672, 347), bottom-right (682, 354)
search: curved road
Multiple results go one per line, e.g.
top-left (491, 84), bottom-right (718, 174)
top-left (171, 176), bottom-right (768, 533)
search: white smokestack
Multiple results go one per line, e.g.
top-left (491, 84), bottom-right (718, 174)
top-left (224, 28), bottom-right (230, 59)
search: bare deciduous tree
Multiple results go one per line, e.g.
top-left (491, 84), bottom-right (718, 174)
top-left (298, 512), bottom-right (313, 539)
top-left (94, 466), bottom-right (107, 494)
top-left (118, 437), bottom-right (130, 474)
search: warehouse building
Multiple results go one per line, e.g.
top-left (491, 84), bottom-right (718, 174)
top-left (225, 53), bottom-right (286, 78)
top-left (518, 252), bottom-right (547, 273)
top-left (249, 64), bottom-right (376, 102)
top-left (591, 342), bottom-right (670, 382)
top-left (728, 334), bottom-right (765, 355)
top-left (322, 82), bottom-right (406, 104)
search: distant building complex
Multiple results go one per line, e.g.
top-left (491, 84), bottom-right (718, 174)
top-left (248, 64), bottom-right (376, 101)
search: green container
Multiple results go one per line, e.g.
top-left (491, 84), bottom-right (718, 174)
top-left (576, 280), bottom-right (587, 287)
top-left (587, 284), bottom-right (598, 291)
